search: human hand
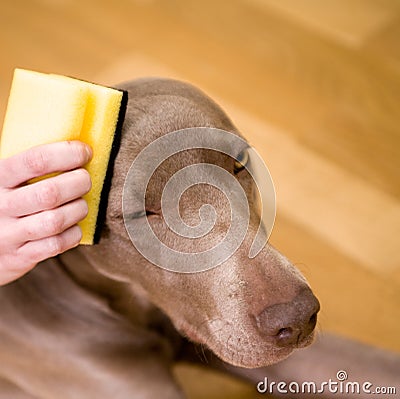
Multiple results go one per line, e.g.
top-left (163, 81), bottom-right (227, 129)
top-left (0, 141), bottom-right (92, 285)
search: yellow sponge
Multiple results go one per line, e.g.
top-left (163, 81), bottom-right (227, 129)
top-left (0, 68), bottom-right (127, 245)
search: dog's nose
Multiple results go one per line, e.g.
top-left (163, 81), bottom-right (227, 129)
top-left (255, 288), bottom-right (320, 347)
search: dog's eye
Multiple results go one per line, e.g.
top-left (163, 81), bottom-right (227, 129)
top-left (125, 210), bottom-right (158, 220)
top-left (234, 149), bottom-right (249, 174)
top-left (146, 210), bottom-right (159, 217)
top-left (125, 210), bottom-right (146, 220)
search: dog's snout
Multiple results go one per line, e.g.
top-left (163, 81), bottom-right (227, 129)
top-left (255, 288), bottom-right (320, 347)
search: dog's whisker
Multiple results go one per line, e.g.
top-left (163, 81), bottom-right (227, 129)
top-left (200, 344), bottom-right (209, 364)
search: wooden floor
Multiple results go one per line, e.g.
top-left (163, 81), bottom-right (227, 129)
top-left (1, 0), bottom-right (399, 397)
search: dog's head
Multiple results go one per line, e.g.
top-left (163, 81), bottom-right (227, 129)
top-left (82, 78), bottom-right (319, 368)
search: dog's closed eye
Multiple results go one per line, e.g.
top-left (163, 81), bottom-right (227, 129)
top-left (234, 149), bottom-right (249, 174)
top-left (125, 210), bottom-right (159, 220)
top-left (145, 210), bottom-right (159, 217)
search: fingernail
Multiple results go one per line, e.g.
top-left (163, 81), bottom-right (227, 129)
top-left (85, 145), bottom-right (93, 160)
top-left (74, 225), bottom-right (83, 243)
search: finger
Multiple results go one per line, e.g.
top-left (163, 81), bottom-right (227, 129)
top-left (0, 225), bottom-right (82, 286)
top-left (2, 168), bottom-right (91, 217)
top-left (0, 141), bottom-right (92, 188)
top-left (15, 198), bottom-right (88, 243)
top-left (17, 224), bottom-right (82, 266)
top-left (0, 257), bottom-right (37, 286)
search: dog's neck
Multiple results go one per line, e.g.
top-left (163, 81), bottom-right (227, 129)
top-left (58, 248), bottom-right (159, 327)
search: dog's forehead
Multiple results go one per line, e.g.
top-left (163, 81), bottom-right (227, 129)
top-left (146, 143), bottom-right (248, 190)
top-left (119, 77), bottom-right (246, 153)
top-left (166, 130), bottom-right (248, 161)
top-left (117, 78), bottom-right (252, 207)
top-left (120, 133), bottom-right (251, 213)
top-left (157, 148), bottom-right (233, 176)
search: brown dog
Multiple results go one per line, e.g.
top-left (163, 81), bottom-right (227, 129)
top-left (0, 78), bottom-right (320, 398)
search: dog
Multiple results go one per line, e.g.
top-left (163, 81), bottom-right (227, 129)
top-left (0, 77), bottom-right (320, 398)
